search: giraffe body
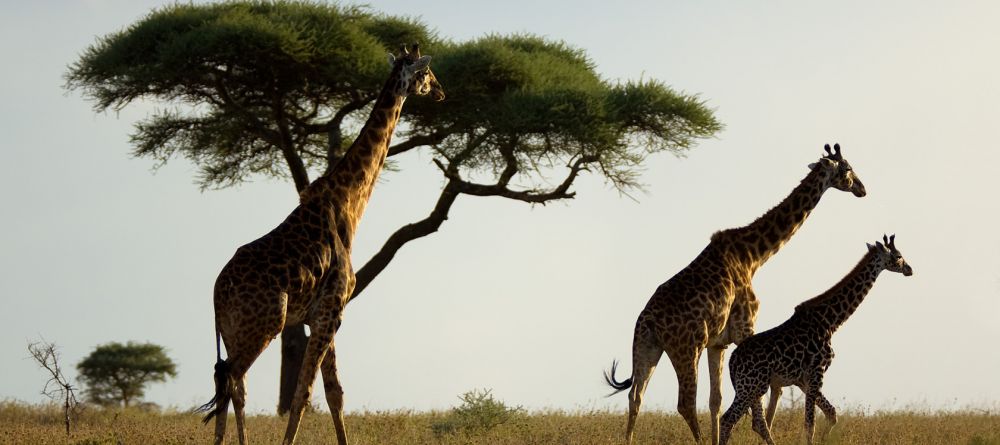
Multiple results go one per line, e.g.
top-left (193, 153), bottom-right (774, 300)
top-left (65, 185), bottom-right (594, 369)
top-left (718, 235), bottom-right (913, 445)
top-left (605, 144), bottom-right (866, 445)
top-left (198, 44), bottom-right (443, 445)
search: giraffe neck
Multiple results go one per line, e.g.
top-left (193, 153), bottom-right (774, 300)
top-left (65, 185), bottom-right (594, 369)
top-left (795, 250), bottom-right (883, 333)
top-left (735, 167), bottom-right (828, 265)
top-left (301, 67), bottom-right (406, 250)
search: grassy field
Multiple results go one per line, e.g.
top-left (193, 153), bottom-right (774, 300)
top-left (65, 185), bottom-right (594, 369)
top-left (1, 401), bottom-right (998, 445)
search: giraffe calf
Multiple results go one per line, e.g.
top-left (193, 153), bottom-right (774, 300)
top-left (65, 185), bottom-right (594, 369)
top-left (719, 235), bottom-right (912, 445)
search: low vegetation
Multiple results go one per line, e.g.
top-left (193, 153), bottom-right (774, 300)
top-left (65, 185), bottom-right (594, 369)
top-left (1, 399), bottom-right (997, 445)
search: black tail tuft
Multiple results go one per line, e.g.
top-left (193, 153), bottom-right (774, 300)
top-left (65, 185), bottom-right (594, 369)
top-left (196, 359), bottom-right (232, 424)
top-left (603, 359), bottom-right (633, 396)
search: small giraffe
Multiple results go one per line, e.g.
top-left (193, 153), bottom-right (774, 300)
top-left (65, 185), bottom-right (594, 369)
top-left (197, 44), bottom-right (444, 445)
top-left (605, 144), bottom-right (867, 445)
top-left (719, 235), bottom-right (913, 445)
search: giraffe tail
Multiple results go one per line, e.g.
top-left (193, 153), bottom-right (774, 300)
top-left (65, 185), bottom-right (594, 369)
top-left (196, 330), bottom-right (232, 424)
top-left (603, 359), bottom-right (633, 396)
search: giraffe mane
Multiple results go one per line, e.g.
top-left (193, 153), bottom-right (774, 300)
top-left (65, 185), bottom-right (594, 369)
top-left (794, 248), bottom-right (876, 312)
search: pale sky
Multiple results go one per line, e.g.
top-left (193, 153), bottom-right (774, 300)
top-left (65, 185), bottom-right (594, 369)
top-left (2, 1), bottom-right (998, 415)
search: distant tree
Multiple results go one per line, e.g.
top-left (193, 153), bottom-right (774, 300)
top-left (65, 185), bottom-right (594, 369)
top-left (76, 341), bottom-right (177, 408)
top-left (27, 339), bottom-right (79, 436)
top-left (65, 1), bottom-right (723, 413)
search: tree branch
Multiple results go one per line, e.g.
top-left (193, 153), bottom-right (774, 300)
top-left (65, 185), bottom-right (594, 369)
top-left (27, 340), bottom-right (78, 437)
top-left (432, 151), bottom-right (599, 203)
top-left (495, 141), bottom-right (519, 186)
top-left (324, 92), bottom-right (377, 169)
top-left (349, 180), bottom-right (462, 301)
top-left (387, 131), bottom-right (448, 157)
top-left (349, 151), bottom-right (598, 303)
top-left (272, 92), bottom-right (310, 192)
top-left (213, 71), bottom-right (280, 144)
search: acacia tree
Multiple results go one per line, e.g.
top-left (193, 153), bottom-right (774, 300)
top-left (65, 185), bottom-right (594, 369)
top-left (76, 342), bottom-right (177, 408)
top-left (66, 1), bottom-right (722, 413)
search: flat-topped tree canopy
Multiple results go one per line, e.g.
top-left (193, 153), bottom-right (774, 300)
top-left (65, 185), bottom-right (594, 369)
top-left (66, 1), bottom-right (433, 191)
top-left (403, 34), bottom-right (721, 192)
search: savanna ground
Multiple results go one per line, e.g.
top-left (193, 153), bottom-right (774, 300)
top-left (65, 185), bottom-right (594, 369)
top-left (2, 400), bottom-right (998, 445)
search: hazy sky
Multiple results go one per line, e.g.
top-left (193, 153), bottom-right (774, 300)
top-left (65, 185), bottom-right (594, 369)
top-left (2, 1), bottom-right (998, 416)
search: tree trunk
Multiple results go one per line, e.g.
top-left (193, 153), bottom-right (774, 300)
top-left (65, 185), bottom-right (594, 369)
top-left (63, 392), bottom-right (70, 436)
top-left (278, 324), bottom-right (308, 415)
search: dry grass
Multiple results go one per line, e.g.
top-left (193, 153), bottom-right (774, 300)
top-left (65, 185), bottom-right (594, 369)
top-left (1, 400), bottom-right (998, 445)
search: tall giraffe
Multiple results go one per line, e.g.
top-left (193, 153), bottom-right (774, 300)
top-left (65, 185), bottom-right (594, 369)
top-left (719, 235), bottom-right (913, 445)
top-left (197, 44), bottom-right (444, 445)
top-left (604, 144), bottom-right (867, 445)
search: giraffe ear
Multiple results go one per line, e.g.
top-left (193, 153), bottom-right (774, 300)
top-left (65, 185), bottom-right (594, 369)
top-left (410, 55), bottom-right (432, 71)
top-left (809, 158), bottom-right (837, 171)
top-left (868, 241), bottom-right (888, 252)
top-left (387, 53), bottom-right (396, 68)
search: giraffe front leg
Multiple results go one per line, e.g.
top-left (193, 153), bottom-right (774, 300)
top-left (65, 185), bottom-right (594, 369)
top-left (707, 346), bottom-right (726, 445)
top-left (815, 391), bottom-right (838, 425)
top-left (321, 330), bottom-right (349, 445)
top-left (282, 320), bottom-right (336, 445)
top-left (802, 377), bottom-right (825, 445)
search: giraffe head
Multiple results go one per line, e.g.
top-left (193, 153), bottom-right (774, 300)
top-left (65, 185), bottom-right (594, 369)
top-left (386, 43), bottom-right (445, 101)
top-left (867, 234), bottom-right (914, 276)
top-left (809, 143), bottom-right (866, 197)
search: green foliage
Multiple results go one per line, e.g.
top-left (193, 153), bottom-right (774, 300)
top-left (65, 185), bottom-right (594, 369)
top-left (431, 389), bottom-right (526, 436)
top-left (66, 1), bottom-right (430, 109)
top-left (65, 1), bottom-right (436, 189)
top-left (76, 341), bottom-right (177, 408)
top-left (65, 1), bottom-right (720, 193)
top-left (403, 34), bottom-right (721, 191)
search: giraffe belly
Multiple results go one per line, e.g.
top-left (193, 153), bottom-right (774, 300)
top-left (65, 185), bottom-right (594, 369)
top-left (284, 291), bottom-right (314, 326)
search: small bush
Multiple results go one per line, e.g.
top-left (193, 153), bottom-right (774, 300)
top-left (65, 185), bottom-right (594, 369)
top-left (431, 389), bottom-right (526, 436)
top-left (969, 436), bottom-right (1000, 445)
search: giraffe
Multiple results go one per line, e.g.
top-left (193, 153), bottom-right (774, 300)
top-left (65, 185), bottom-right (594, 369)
top-left (196, 43), bottom-right (444, 445)
top-left (719, 235), bottom-right (913, 445)
top-left (604, 144), bottom-right (867, 445)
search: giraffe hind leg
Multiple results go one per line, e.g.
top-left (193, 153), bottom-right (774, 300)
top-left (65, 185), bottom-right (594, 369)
top-left (196, 358), bottom-right (232, 445)
top-left (321, 338), bottom-right (348, 445)
top-left (224, 342), bottom-right (274, 445)
top-left (667, 347), bottom-right (703, 444)
top-left (624, 339), bottom-right (662, 445)
top-left (750, 396), bottom-right (776, 445)
top-left (233, 374), bottom-right (249, 445)
top-left (719, 391), bottom-right (751, 445)
top-left (283, 317), bottom-right (339, 445)
top-left (212, 401), bottom-right (229, 445)
top-left (214, 299), bottom-right (285, 445)
top-left (765, 384), bottom-right (782, 429)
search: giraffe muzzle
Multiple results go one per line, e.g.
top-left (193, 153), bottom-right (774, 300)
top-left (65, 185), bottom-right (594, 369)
top-left (852, 182), bottom-right (867, 197)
